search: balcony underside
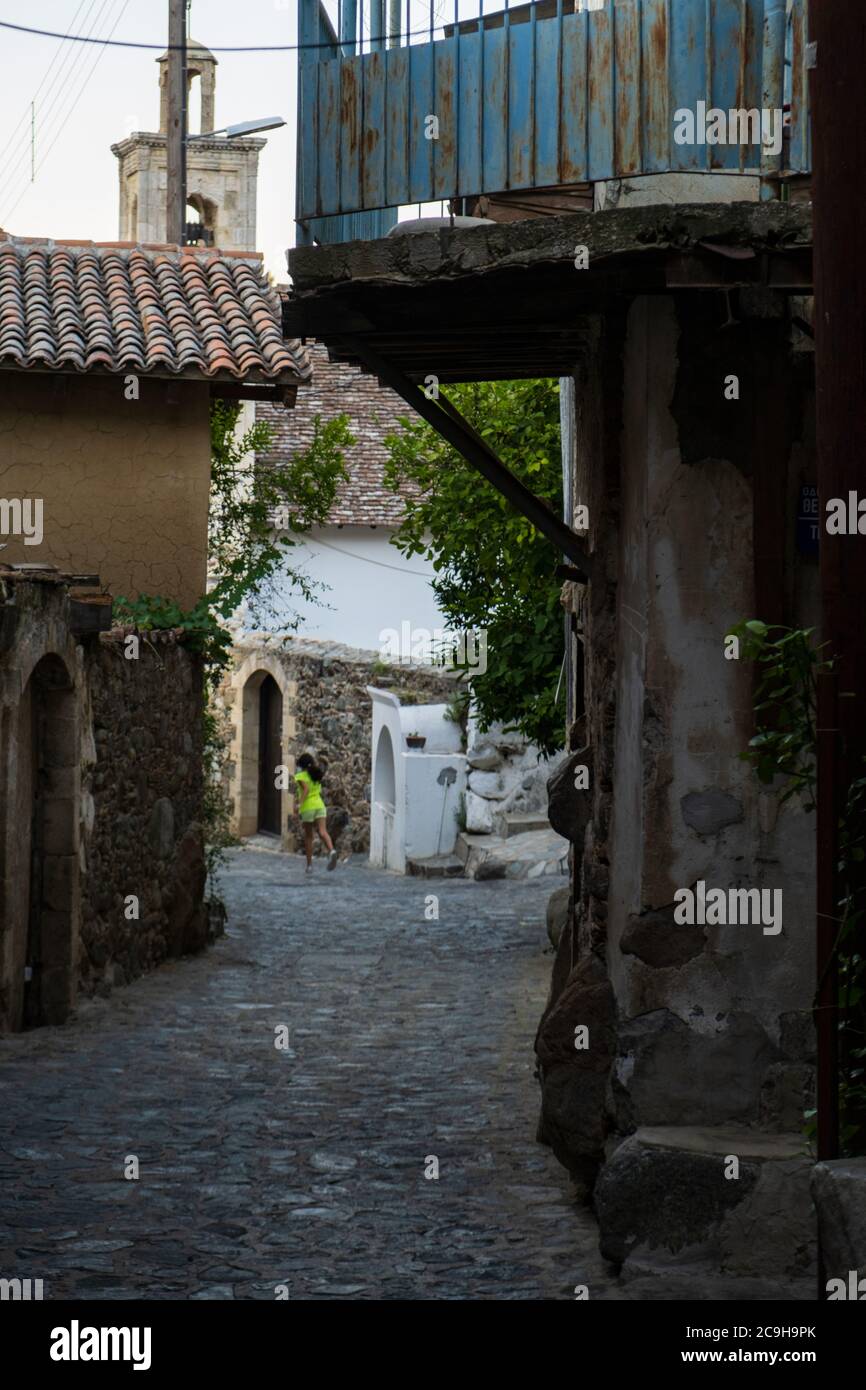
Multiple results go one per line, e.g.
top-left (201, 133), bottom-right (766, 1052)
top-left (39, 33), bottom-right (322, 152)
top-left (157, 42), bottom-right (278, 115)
top-left (286, 202), bottom-right (812, 383)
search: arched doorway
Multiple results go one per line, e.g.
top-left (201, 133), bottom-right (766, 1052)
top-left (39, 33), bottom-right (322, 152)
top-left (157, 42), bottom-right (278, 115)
top-left (10, 654), bottom-right (78, 1031)
top-left (373, 725), bottom-right (397, 869)
top-left (257, 674), bottom-right (283, 836)
top-left (226, 656), bottom-right (295, 847)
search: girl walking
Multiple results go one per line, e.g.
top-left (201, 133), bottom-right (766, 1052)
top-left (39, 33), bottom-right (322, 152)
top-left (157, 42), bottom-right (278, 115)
top-left (294, 753), bottom-right (338, 873)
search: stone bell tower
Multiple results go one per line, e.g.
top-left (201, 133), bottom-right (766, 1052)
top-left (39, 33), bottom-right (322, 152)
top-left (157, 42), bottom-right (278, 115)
top-left (111, 39), bottom-right (265, 251)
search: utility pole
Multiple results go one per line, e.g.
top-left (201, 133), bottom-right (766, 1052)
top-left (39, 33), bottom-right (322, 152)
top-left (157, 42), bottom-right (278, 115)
top-left (809, 2), bottom-right (866, 1167)
top-left (165, 0), bottom-right (187, 245)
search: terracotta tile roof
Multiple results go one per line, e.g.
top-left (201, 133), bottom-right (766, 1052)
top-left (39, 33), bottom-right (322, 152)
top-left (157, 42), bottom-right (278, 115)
top-left (0, 234), bottom-right (310, 385)
top-left (256, 340), bottom-right (421, 528)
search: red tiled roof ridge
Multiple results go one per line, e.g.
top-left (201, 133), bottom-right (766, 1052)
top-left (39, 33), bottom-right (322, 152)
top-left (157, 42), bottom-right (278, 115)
top-left (0, 230), bottom-right (264, 261)
top-left (0, 235), bottom-right (309, 386)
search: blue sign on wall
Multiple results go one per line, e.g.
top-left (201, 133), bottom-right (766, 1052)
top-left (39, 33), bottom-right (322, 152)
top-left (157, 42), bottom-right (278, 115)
top-left (797, 484), bottom-right (820, 555)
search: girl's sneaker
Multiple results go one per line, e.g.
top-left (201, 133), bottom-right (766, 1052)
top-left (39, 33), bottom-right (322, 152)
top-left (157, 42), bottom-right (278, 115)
top-left (327, 849), bottom-right (338, 871)
top-left (305, 863), bottom-right (313, 875)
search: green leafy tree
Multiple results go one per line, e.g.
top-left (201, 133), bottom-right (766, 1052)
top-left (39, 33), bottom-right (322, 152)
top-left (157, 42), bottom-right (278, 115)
top-left (383, 379), bottom-right (564, 754)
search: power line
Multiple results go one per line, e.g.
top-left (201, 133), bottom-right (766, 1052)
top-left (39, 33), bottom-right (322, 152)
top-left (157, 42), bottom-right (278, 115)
top-left (0, 0), bottom-right (93, 178)
top-left (0, 16), bottom-right (444, 53)
top-left (1, 0), bottom-right (133, 225)
top-left (0, 0), bottom-right (117, 198)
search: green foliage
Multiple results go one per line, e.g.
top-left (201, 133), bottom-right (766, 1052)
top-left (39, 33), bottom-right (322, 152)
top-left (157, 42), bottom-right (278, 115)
top-left (733, 619), bottom-right (866, 1154)
top-left (728, 620), bottom-right (830, 810)
top-left (383, 379), bottom-right (564, 755)
top-left (206, 399), bottom-right (353, 636)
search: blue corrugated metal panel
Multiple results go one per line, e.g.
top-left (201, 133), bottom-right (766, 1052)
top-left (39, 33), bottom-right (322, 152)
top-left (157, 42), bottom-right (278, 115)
top-left (297, 0), bottom-right (811, 239)
top-left (457, 32), bottom-right (483, 194)
top-left (560, 11), bottom-right (589, 183)
top-left (641, 0), bottom-right (669, 173)
top-left (534, 16), bottom-right (562, 188)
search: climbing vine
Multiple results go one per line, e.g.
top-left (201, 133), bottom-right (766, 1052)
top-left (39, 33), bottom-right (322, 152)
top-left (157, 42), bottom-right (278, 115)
top-left (730, 619), bottom-right (866, 1154)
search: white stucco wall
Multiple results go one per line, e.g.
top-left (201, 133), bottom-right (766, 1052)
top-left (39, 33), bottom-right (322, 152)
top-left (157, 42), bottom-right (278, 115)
top-left (258, 526), bottom-right (447, 652)
top-left (368, 687), bottom-right (466, 872)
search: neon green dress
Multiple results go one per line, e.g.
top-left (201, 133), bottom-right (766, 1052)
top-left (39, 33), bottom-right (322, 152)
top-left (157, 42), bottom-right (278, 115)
top-left (294, 769), bottom-right (326, 822)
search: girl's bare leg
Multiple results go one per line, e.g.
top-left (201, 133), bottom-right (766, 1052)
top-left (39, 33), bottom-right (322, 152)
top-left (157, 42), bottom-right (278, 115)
top-left (303, 823), bottom-right (314, 867)
top-left (316, 819), bottom-right (334, 854)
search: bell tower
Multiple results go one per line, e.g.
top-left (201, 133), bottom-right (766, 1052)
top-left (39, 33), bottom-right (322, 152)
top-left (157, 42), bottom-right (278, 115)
top-left (111, 39), bottom-right (265, 250)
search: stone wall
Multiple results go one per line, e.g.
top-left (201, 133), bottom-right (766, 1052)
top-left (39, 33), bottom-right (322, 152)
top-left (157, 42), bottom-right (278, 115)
top-left (80, 628), bottom-right (207, 997)
top-left (537, 292), bottom-right (818, 1208)
top-left (0, 569), bottom-right (209, 1032)
top-left (464, 714), bottom-right (565, 836)
top-left (222, 637), bottom-right (455, 854)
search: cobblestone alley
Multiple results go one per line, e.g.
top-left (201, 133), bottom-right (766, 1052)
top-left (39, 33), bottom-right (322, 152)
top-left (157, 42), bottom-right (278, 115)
top-left (0, 846), bottom-right (613, 1300)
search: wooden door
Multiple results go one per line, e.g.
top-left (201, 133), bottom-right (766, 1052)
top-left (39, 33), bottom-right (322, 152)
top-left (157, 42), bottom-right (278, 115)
top-left (257, 676), bottom-right (282, 835)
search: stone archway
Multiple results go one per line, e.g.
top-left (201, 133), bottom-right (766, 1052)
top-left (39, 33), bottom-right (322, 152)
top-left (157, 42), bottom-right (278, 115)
top-left (225, 654), bottom-right (296, 848)
top-left (1, 652), bottom-right (79, 1031)
top-left (372, 724), bottom-right (397, 869)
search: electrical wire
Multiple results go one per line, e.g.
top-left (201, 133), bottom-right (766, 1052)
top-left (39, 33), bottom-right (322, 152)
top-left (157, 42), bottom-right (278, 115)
top-left (0, 0), bottom-right (93, 179)
top-left (1, 0), bottom-right (133, 225)
top-left (0, 0), bottom-right (118, 200)
top-left (0, 16), bottom-right (447, 52)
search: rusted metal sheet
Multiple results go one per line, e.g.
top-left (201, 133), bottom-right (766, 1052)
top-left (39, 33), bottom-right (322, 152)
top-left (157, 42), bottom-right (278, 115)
top-left (297, 0), bottom-right (812, 239)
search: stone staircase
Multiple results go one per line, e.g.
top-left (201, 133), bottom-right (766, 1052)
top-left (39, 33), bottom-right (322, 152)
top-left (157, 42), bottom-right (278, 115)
top-left (407, 820), bottom-right (568, 880)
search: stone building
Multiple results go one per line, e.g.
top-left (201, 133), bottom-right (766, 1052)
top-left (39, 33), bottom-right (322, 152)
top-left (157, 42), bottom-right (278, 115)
top-left (112, 40), bottom-right (266, 251)
top-left (286, 196), bottom-right (823, 1288)
top-left (0, 232), bottom-right (310, 1031)
top-left (0, 233), bottom-right (309, 602)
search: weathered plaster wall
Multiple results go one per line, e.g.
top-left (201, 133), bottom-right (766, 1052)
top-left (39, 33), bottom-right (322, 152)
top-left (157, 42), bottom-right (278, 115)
top-left (537, 291), bottom-right (818, 1188)
top-left (0, 374), bottom-right (211, 608)
top-left (607, 295), bottom-right (817, 1137)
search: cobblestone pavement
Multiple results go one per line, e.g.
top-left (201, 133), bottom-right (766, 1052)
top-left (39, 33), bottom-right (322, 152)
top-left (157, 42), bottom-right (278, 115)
top-left (0, 845), bottom-right (615, 1300)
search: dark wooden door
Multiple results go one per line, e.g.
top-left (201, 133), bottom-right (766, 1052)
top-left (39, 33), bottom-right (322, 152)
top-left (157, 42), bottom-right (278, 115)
top-left (257, 676), bottom-right (282, 835)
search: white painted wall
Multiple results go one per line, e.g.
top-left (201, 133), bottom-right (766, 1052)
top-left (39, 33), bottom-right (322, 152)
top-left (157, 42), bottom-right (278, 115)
top-left (259, 526), bottom-right (447, 652)
top-left (368, 687), bottom-right (466, 872)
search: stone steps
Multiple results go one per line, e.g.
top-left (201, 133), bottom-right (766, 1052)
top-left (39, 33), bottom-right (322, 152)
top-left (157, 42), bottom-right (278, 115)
top-left (455, 827), bottom-right (568, 880)
top-left (502, 811), bottom-right (551, 838)
top-left (405, 853), bottom-right (465, 879)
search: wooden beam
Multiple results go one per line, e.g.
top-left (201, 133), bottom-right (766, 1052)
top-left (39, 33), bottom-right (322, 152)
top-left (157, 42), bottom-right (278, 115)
top-left (344, 337), bottom-right (593, 580)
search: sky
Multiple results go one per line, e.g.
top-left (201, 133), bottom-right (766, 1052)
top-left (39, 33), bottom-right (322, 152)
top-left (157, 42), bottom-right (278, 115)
top-left (0, 1), bottom-right (301, 279)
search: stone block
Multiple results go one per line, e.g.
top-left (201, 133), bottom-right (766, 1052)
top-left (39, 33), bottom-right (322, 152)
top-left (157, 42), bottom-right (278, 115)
top-left (467, 769), bottom-right (506, 800)
top-left (811, 1158), bottom-right (866, 1283)
top-left (546, 884), bottom-right (571, 949)
top-left (595, 1127), bottom-right (815, 1283)
top-left (614, 1009), bottom-right (778, 1129)
top-left (465, 791), bottom-right (494, 834)
top-left (467, 748), bottom-right (501, 772)
top-left (546, 750), bottom-right (592, 843)
top-left (621, 901), bottom-right (706, 968)
top-left (535, 953), bottom-right (615, 1186)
